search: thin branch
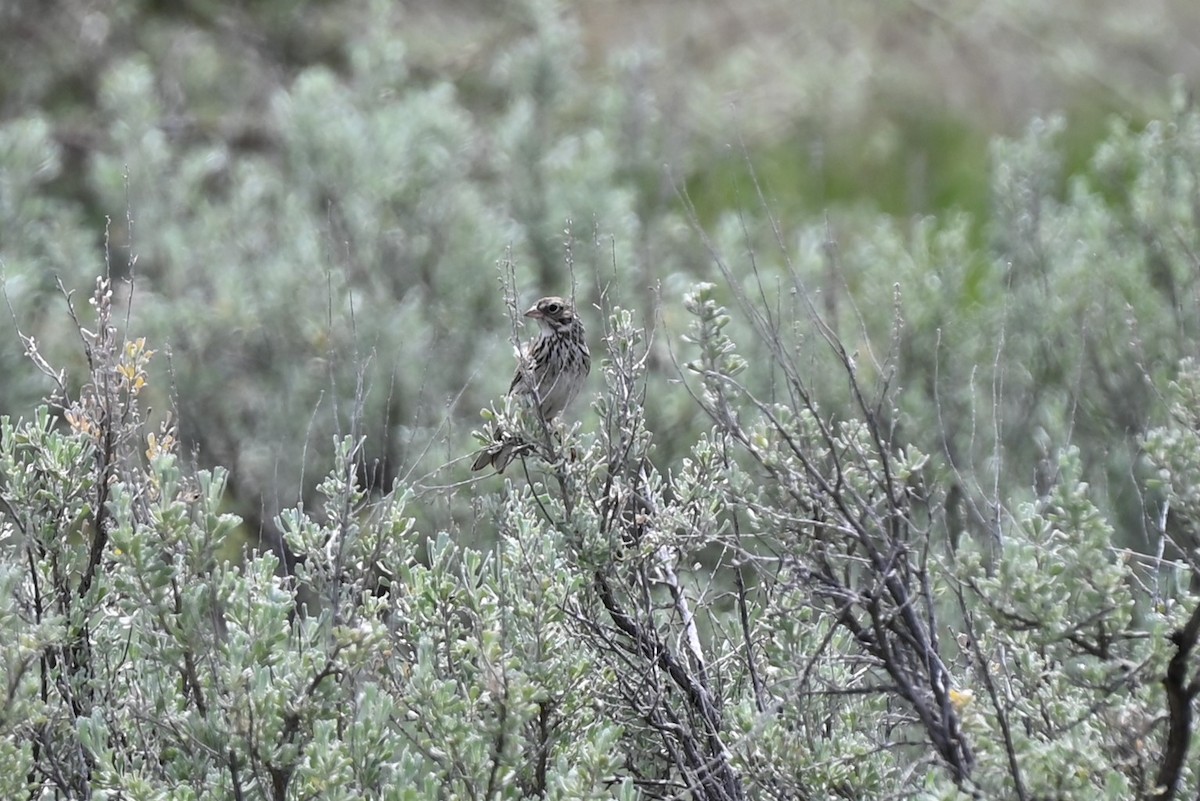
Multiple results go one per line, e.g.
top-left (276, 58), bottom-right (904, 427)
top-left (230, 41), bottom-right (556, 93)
top-left (1148, 601), bottom-right (1200, 801)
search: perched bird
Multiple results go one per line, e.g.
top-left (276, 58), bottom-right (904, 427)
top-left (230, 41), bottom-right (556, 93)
top-left (472, 296), bottom-right (591, 472)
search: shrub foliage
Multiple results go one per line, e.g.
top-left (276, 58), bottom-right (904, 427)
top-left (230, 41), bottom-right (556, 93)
top-left (2, 264), bottom-right (1198, 797)
top-left (3, 2), bottom-right (1200, 799)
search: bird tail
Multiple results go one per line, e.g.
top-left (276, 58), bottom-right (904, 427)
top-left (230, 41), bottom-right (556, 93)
top-left (470, 428), bottom-right (531, 472)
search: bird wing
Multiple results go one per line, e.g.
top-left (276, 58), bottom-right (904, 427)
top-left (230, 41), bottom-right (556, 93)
top-left (507, 340), bottom-right (539, 396)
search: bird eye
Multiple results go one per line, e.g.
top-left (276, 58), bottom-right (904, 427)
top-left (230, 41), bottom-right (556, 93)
top-left (545, 302), bottom-right (561, 314)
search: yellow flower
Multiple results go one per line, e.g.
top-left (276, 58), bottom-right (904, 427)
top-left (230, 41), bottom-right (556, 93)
top-left (949, 688), bottom-right (974, 711)
top-left (66, 409), bottom-right (96, 438)
top-left (117, 337), bottom-right (156, 394)
top-left (146, 426), bottom-right (178, 460)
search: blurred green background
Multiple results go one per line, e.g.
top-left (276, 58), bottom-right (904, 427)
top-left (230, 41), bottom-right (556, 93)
top-left (3, 0), bottom-right (1200, 547)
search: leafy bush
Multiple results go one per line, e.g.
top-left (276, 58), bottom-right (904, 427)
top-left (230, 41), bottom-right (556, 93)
top-left (2, 265), bottom-right (1198, 798)
top-left (4, 2), bottom-right (1200, 798)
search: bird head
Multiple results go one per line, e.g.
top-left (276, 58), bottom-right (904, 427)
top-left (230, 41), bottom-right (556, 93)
top-left (525, 296), bottom-right (578, 334)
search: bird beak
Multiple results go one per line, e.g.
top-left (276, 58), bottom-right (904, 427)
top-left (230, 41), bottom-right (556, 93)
top-left (524, 305), bottom-right (543, 319)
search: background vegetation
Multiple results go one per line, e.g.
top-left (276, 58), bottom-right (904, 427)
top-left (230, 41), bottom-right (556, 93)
top-left (3, 0), bottom-right (1200, 798)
